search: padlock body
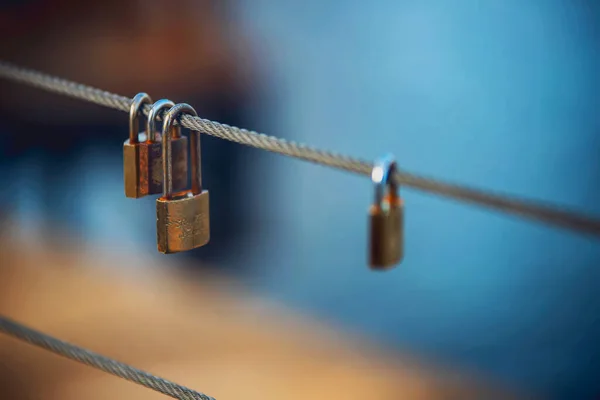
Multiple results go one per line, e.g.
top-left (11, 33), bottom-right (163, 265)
top-left (369, 196), bottom-right (404, 269)
top-left (123, 141), bottom-right (142, 198)
top-left (156, 190), bottom-right (210, 254)
top-left (123, 131), bottom-right (188, 198)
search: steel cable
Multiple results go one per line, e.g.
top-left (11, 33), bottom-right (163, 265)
top-left (1, 60), bottom-right (599, 237)
top-left (0, 316), bottom-right (215, 400)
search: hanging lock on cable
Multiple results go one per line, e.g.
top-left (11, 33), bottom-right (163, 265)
top-left (156, 103), bottom-right (210, 254)
top-left (368, 155), bottom-right (404, 269)
top-left (123, 95), bottom-right (188, 198)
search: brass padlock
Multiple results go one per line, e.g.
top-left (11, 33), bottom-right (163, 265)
top-left (123, 92), bottom-right (152, 198)
top-left (156, 103), bottom-right (210, 254)
top-left (123, 97), bottom-right (188, 198)
top-left (368, 155), bottom-right (404, 270)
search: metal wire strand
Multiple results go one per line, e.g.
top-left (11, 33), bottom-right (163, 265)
top-left (0, 316), bottom-right (215, 400)
top-left (1, 60), bottom-right (599, 237)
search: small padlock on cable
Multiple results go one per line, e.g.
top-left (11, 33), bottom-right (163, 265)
top-left (368, 155), bottom-right (404, 270)
top-left (156, 103), bottom-right (210, 254)
top-left (123, 95), bottom-right (188, 198)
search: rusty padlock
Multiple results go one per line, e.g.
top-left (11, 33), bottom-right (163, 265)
top-left (123, 92), bottom-right (152, 198)
top-left (368, 155), bottom-right (404, 270)
top-left (156, 103), bottom-right (210, 254)
top-left (123, 97), bottom-right (188, 198)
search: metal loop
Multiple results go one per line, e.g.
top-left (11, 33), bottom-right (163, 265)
top-left (162, 103), bottom-right (200, 198)
top-left (128, 93), bottom-right (153, 143)
top-left (147, 99), bottom-right (175, 142)
top-left (372, 154), bottom-right (398, 207)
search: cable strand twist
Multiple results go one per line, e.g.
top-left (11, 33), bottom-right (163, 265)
top-left (0, 316), bottom-right (215, 400)
top-left (1, 60), bottom-right (599, 236)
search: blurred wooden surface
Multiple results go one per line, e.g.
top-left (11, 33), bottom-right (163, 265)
top-left (0, 233), bottom-right (522, 400)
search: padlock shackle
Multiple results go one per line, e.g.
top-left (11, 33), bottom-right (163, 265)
top-left (147, 99), bottom-right (175, 142)
top-left (128, 93), bottom-right (153, 144)
top-left (372, 155), bottom-right (399, 206)
top-left (162, 103), bottom-right (200, 199)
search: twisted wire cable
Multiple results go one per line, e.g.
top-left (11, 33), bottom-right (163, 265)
top-left (0, 316), bottom-right (215, 400)
top-left (1, 60), bottom-right (599, 236)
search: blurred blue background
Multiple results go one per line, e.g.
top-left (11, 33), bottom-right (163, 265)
top-left (1, 1), bottom-right (599, 398)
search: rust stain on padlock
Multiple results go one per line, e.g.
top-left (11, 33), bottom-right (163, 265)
top-left (125, 135), bottom-right (188, 197)
top-left (149, 129), bottom-right (188, 193)
top-left (125, 99), bottom-right (190, 198)
top-left (124, 93), bottom-right (153, 198)
top-left (123, 142), bottom-right (141, 198)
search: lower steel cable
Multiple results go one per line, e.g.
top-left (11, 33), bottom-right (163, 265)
top-left (0, 316), bottom-right (215, 400)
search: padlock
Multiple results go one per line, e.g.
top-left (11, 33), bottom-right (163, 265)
top-left (156, 103), bottom-right (210, 254)
top-left (123, 97), bottom-right (188, 198)
top-left (368, 155), bottom-right (404, 269)
top-left (123, 92), bottom-right (152, 198)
